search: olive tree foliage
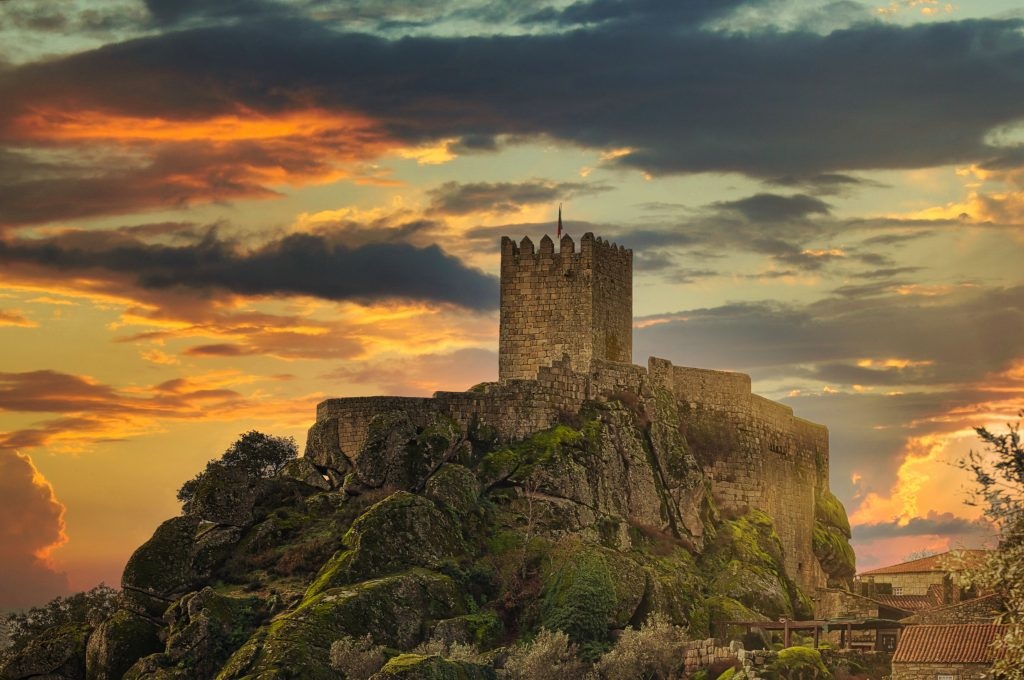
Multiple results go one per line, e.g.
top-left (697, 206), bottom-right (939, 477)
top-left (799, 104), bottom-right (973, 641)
top-left (177, 430), bottom-right (298, 508)
top-left (1, 584), bottom-right (121, 663)
top-left (951, 411), bottom-right (1024, 678)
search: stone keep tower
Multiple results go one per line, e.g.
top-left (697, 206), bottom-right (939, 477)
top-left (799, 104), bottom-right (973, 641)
top-left (499, 232), bottom-right (632, 381)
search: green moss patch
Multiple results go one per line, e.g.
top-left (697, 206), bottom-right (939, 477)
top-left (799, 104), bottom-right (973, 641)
top-left (374, 653), bottom-right (495, 679)
top-left (219, 569), bottom-right (465, 679)
top-left (540, 542), bottom-right (617, 646)
top-left (305, 492), bottom-right (464, 598)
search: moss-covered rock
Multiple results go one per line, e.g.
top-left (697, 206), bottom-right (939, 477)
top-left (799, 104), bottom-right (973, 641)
top-left (84, 609), bottom-right (162, 680)
top-left (815, 491), bottom-right (850, 539)
top-left (540, 542), bottom-right (618, 645)
top-left (813, 490), bottom-right (855, 587)
top-left (710, 561), bottom-right (792, 620)
top-left (189, 464), bottom-right (257, 527)
top-left (306, 491), bottom-right (464, 598)
top-left (641, 549), bottom-right (709, 636)
top-left (766, 646), bottom-right (833, 679)
top-left (370, 654), bottom-right (495, 679)
top-left (429, 612), bottom-right (504, 650)
top-left (281, 457), bottom-right (331, 491)
top-left (0, 621), bottom-right (90, 680)
top-left (122, 515), bottom-right (201, 618)
top-left (701, 508), bottom-right (798, 621)
top-left (425, 464), bottom-right (480, 517)
top-left (160, 588), bottom-right (266, 678)
top-left (219, 569), bottom-right (465, 679)
top-left (355, 411), bottom-right (462, 491)
top-left (706, 596), bottom-right (768, 641)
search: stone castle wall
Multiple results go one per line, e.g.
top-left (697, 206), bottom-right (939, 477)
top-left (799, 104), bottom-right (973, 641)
top-left (499, 233), bottom-right (632, 381)
top-left (315, 355), bottom-right (830, 594)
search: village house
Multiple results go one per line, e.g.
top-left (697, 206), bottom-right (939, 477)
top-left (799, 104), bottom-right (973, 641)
top-left (891, 623), bottom-right (1008, 680)
top-left (856, 550), bottom-right (988, 610)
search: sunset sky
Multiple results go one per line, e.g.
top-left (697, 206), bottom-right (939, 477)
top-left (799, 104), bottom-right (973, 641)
top-left (1, 0), bottom-right (1024, 609)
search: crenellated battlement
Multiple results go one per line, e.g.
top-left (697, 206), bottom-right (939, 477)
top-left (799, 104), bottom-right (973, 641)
top-left (500, 232), bottom-right (632, 270)
top-left (499, 232), bottom-right (632, 380)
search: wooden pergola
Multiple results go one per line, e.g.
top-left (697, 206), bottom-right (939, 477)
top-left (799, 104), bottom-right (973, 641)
top-left (718, 618), bottom-right (904, 650)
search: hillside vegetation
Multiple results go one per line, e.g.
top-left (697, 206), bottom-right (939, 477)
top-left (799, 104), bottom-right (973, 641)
top-left (1, 394), bottom-right (854, 679)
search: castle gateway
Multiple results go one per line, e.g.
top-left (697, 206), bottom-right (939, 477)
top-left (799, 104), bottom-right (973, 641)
top-left (314, 233), bottom-right (834, 594)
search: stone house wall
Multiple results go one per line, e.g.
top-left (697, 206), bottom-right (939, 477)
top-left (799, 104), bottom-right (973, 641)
top-left (891, 662), bottom-right (991, 680)
top-left (865, 573), bottom-right (948, 597)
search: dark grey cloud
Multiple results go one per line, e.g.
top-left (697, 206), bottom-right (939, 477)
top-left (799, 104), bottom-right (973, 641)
top-left (0, 226), bottom-right (498, 310)
top-left (859, 231), bottom-right (934, 247)
top-left (851, 266), bottom-right (924, 279)
top-left (714, 193), bottom-right (832, 222)
top-left (427, 179), bottom-right (610, 215)
top-left (521, 0), bottom-right (764, 28)
top-left (635, 286), bottom-right (1024, 386)
top-left (665, 267), bottom-right (719, 284)
top-left (852, 512), bottom-right (994, 541)
top-left (633, 251), bottom-right (675, 272)
top-left (766, 173), bottom-right (887, 196)
top-left (1, 14), bottom-right (1022, 187)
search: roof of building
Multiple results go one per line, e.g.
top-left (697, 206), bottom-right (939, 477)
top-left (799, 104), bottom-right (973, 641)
top-left (873, 593), bottom-right (938, 612)
top-left (859, 549), bottom-right (989, 576)
top-left (900, 593), bottom-right (1004, 625)
top-left (893, 624), bottom-right (1009, 664)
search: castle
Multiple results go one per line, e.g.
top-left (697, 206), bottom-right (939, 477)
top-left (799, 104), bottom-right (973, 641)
top-left (314, 232), bottom-right (832, 594)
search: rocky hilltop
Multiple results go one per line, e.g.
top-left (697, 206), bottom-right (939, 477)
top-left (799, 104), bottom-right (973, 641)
top-left (0, 375), bottom-right (854, 679)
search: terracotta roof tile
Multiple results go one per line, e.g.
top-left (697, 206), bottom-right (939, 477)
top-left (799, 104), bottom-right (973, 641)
top-left (873, 594), bottom-right (938, 612)
top-left (900, 594), bottom-right (1004, 625)
top-left (859, 549), bottom-right (989, 576)
top-left (893, 624), bottom-right (1009, 664)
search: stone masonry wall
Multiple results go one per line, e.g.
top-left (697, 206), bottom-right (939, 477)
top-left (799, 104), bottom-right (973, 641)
top-left (863, 573), bottom-right (948, 597)
top-left (499, 233), bottom-right (632, 380)
top-left (672, 365), bottom-right (829, 592)
top-left (314, 355), bottom-right (830, 595)
top-left (891, 662), bottom-right (990, 680)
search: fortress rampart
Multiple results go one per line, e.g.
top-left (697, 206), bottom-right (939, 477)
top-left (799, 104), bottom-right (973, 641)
top-left (314, 232), bottom-right (832, 594)
top-left (316, 355), bottom-right (829, 592)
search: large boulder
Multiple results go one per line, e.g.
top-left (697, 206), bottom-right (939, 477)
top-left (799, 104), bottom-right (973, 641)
top-left (0, 622), bottom-right (90, 680)
top-left (122, 515), bottom-right (201, 618)
top-left (219, 569), bottom-right (465, 680)
top-left (85, 609), bottom-right (162, 680)
top-left (814, 490), bottom-right (856, 586)
top-left (140, 588), bottom-right (267, 679)
top-left (424, 464), bottom-right (479, 517)
top-left (281, 457), bottom-right (331, 491)
top-left (188, 464), bottom-right (256, 527)
top-left (700, 509), bottom-right (801, 621)
top-left (371, 654), bottom-right (495, 679)
top-left (306, 491), bottom-right (464, 597)
top-left (639, 549), bottom-right (709, 635)
top-left (355, 412), bottom-right (463, 491)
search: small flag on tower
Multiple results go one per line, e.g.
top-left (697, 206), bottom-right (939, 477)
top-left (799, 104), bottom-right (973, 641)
top-left (557, 203), bottom-right (563, 238)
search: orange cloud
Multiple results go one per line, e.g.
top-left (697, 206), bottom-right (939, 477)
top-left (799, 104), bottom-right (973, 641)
top-left (0, 369), bottom-right (321, 453)
top-left (13, 107), bottom-right (380, 144)
top-left (0, 448), bottom-right (70, 608)
top-left (0, 308), bottom-right (37, 327)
